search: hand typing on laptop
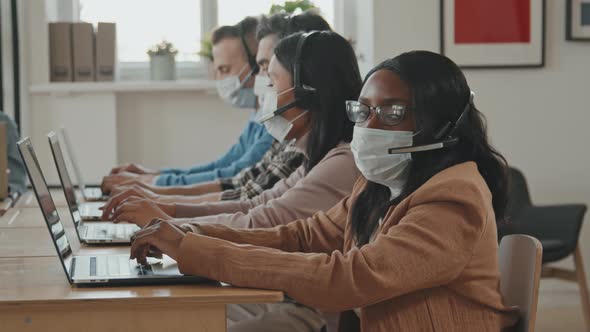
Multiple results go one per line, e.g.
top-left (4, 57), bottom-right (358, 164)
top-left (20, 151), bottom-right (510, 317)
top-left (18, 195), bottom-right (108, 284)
top-left (102, 196), bottom-right (174, 228)
top-left (101, 172), bottom-right (157, 194)
top-left (101, 186), bottom-right (160, 219)
top-left (130, 219), bottom-right (187, 265)
top-left (110, 180), bottom-right (162, 196)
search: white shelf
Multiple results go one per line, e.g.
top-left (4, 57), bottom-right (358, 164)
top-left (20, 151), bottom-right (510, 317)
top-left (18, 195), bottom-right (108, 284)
top-left (29, 79), bottom-right (217, 95)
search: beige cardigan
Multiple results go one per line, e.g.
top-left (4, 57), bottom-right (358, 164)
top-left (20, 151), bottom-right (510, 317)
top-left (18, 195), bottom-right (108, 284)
top-left (173, 142), bottom-right (360, 229)
top-left (178, 162), bottom-right (518, 331)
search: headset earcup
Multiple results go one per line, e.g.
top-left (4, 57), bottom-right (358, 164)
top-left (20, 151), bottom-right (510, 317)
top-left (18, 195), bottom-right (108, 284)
top-left (294, 86), bottom-right (319, 110)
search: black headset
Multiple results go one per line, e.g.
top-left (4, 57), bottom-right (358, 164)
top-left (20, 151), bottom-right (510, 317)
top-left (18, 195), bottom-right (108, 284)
top-left (238, 24), bottom-right (259, 75)
top-left (388, 91), bottom-right (475, 154)
top-left (259, 31), bottom-right (321, 122)
top-left (227, 24), bottom-right (260, 99)
top-left (292, 31), bottom-right (320, 109)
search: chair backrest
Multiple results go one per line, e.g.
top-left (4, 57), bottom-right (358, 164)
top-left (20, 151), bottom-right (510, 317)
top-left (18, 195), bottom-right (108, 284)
top-left (507, 168), bottom-right (533, 218)
top-left (499, 234), bottom-right (543, 332)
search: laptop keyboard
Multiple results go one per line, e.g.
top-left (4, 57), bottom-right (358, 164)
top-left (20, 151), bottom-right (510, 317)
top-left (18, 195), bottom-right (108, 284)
top-left (72, 255), bottom-right (159, 279)
top-left (80, 203), bottom-right (104, 218)
top-left (86, 223), bottom-right (138, 240)
top-left (89, 255), bottom-right (133, 277)
top-left (84, 188), bottom-right (103, 199)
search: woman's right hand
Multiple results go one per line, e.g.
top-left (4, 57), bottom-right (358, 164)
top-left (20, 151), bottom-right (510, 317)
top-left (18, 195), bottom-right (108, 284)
top-left (110, 197), bottom-right (174, 228)
top-left (101, 186), bottom-right (159, 220)
top-left (130, 219), bottom-right (186, 264)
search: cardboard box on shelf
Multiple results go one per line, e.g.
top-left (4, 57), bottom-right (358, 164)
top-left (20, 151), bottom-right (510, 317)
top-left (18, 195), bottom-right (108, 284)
top-left (48, 22), bottom-right (73, 82)
top-left (72, 22), bottom-right (95, 82)
top-left (95, 23), bottom-right (116, 81)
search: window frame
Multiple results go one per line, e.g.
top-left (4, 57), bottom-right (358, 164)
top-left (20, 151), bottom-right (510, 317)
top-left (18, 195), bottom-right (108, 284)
top-left (70, 0), bottom-right (216, 80)
top-left (71, 0), bottom-right (345, 81)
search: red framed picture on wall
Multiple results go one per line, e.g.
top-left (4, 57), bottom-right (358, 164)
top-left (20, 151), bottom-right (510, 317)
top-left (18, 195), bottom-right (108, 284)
top-left (440, 0), bottom-right (546, 68)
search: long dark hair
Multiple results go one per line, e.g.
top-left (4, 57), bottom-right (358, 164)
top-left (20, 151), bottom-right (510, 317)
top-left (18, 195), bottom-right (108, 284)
top-left (351, 51), bottom-right (510, 246)
top-left (273, 31), bottom-right (360, 172)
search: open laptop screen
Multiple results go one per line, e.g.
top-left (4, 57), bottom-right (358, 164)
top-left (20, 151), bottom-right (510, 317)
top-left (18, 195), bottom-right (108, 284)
top-left (48, 132), bottom-right (82, 228)
top-left (17, 138), bottom-right (72, 260)
top-left (59, 127), bottom-right (88, 193)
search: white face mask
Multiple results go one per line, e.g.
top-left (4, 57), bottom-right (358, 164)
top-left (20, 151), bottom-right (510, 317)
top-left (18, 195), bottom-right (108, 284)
top-left (256, 86), bottom-right (305, 142)
top-left (350, 126), bottom-right (413, 198)
top-left (264, 110), bottom-right (307, 142)
top-left (253, 75), bottom-right (272, 106)
top-left (216, 64), bottom-right (256, 109)
top-left (258, 86), bottom-right (294, 117)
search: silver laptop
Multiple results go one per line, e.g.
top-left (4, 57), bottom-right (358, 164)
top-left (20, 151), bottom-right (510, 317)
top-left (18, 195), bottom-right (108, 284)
top-left (60, 127), bottom-right (106, 202)
top-left (48, 132), bottom-right (138, 244)
top-left (17, 137), bottom-right (208, 286)
top-left (52, 129), bottom-right (104, 220)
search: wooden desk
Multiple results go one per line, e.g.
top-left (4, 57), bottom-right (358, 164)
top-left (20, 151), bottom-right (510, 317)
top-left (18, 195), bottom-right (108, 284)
top-left (0, 225), bottom-right (285, 331)
top-left (0, 207), bottom-right (147, 258)
top-left (0, 192), bottom-right (285, 331)
top-left (14, 189), bottom-right (70, 208)
top-left (0, 207), bottom-right (70, 228)
top-left (0, 196), bottom-right (14, 214)
top-left (0, 205), bottom-right (81, 258)
top-left (0, 227), bottom-right (75, 258)
top-left (0, 256), bottom-right (283, 331)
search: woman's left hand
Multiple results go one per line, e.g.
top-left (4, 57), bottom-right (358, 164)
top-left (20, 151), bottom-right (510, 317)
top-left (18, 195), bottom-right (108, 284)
top-left (111, 196), bottom-right (173, 228)
top-left (130, 219), bottom-right (186, 265)
top-left (101, 186), bottom-right (158, 220)
top-left (101, 173), bottom-right (156, 194)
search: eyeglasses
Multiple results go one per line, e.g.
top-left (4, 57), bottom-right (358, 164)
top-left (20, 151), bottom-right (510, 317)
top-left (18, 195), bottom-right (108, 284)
top-left (345, 100), bottom-right (409, 126)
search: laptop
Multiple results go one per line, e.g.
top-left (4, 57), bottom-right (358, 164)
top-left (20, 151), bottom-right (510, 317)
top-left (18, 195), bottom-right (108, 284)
top-left (17, 137), bottom-right (207, 286)
top-left (48, 132), bottom-right (138, 244)
top-left (59, 127), bottom-right (106, 201)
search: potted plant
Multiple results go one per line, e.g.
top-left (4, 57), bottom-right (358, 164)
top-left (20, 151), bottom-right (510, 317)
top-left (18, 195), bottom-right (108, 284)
top-left (147, 40), bottom-right (178, 80)
top-left (197, 33), bottom-right (215, 79)
top-left (269, 0), bottom-right (317, 14)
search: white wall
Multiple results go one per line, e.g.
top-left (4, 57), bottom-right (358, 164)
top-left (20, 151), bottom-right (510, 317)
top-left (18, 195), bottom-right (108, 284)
top-left (361, 0), bottom-right (590, 296)
top-left (30, 92), bottom-right (117, 185)
top-left (116, 92), bottom-right (250, 170)
top-left (27, 89), bottom-right (246, 185)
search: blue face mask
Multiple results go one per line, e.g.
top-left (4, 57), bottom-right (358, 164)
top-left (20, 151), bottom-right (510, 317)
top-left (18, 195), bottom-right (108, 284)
top-left (216, 64), bottom-right (257, 109)
top-left (229, 87), bottom-right (257, 109)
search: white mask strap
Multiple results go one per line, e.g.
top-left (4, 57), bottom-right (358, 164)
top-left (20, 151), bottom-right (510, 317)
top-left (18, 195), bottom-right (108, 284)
top-left (289, 110), bottom-right (308, 124)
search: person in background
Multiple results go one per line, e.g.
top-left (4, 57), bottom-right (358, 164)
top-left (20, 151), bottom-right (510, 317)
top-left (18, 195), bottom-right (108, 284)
top-left (0, 112), bottom-right (26, 194)
top-left (129, 51), bottom-right (519, 331)
top-left (102, 30), bottom-right (361, 233)
top-left (102, 12), bottom-right (333, 205)
top-left (101, 17), bottom-right (273, 192)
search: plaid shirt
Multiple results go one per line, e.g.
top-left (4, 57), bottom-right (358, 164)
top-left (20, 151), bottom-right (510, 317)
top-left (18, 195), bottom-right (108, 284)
top-left (219, 139), bottom-right (305, 201)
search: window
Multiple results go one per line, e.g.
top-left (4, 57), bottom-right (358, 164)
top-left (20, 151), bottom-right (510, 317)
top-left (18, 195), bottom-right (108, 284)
top-left (77, 0), bottom-right (336, 80)
top-left (79, 0), bottom-right (202, 63)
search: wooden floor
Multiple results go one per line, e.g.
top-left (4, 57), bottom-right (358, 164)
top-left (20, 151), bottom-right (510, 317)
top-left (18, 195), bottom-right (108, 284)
top-left (536, 306), bottom-right (586, 331)
top-left (533, 270), bottom-right (590, 331)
